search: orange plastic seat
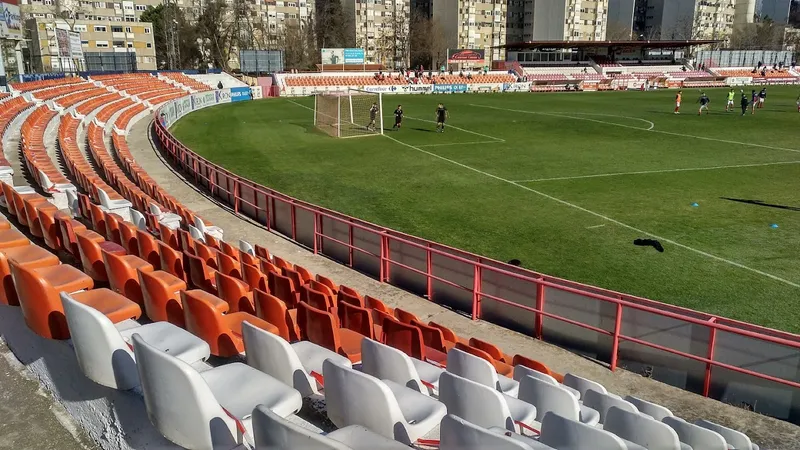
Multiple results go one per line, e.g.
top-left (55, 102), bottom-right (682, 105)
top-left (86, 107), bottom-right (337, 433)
top-left (0, 229), bottom-right (31, 249)
top-left (219, 241), bottom-right (240, 260)
top-left (253, 289), bottom-right (300, 342)
top-left (102, 250), bottom-right (154, 305)
top-left (254, 244), bottom-right (271, 260)
top-left (0, 182), bottom-right (19, 217)
top-left (216, 251), bottom-right (241, 278)
top-left (136, 229), bottom-right (161, 269)
top-left (241, 262), bottom-right (268, 292)
top-left (259, 257), bottom-right (280, 275)
top-left (382, 315), bottom-right (447, 366)
top-left (0, 220), bottom-right (9, 231)
top-left (36, 206), bottom-right (61, 250)
top-left (215, 271), bottom-right (255, 314)
top-left (268, 271), bottom-right (299, 309)
top-left (88, 202), bottom-right (107, 236)
top-left (194, 241), bottom-right (218, 269)
top-left (456, 342), bottom-right (513, 377)
top-left (339, 285), bottom-right (362, 302)
top-left (158, 223), bottom-right (179, 250)
top-left (55, 211), bottom-right (86, 257)
top-left (14, 192), bottom-right (49, 229)
top-left (158, 241), bottom-right (186, 283)
top-left (300, 284), bottom-right (335, 312)
top-left (316, 274), bottom-right (338, 293)
top-left (338, 289), bottom-right (364, 308)
top-left (394, 308), bottom-right (421, 325)
top-left (186, 253), bottom-right (217, 294)
top-left (429, 321), bottom-right (469, 347)
top-left (272, 255), bottom-right (293, 271)
top-left (282, 267), bottom-right (304, 292)
top-left (118, 221), bottom-right (139, 257)
top-left (410, 318), bottom-right (451, 353)
top-left (338, 301), bottom-right (379, 339)
top-left (240, 251), bottom-right (258, 267)
top-left (203, 233), bottom-right (220, 250)
top-left (103, 211), bottom-right (124, 245)
top-left (177, 229), bottom-right (196, 255)
top-left (181, 289), bottom-right (278, 357)
top-left (512, 354), bottom-right (564, 383)
top-left (365, 295), bottom-right (394, 317)
top-left (11, 261), bottom-right (139, 339)
top-left (470, 337), bottom-right (512, 364)
top-left (24, 198), bottom-right (57, 239)
top-left (139, 269), bottom-right (188, 326)
top-left (75, 230), bottom-right (113, 281)
top-left (0, 245), bottom-right (59, 305)
top-left (298, 301), bottom-right (363, 363)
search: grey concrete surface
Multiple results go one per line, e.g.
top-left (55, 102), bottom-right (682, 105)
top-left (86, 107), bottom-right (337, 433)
top-left (126, 116), bottom-right (800, 449)
top-left (0, 339), bottom-right (95, 450)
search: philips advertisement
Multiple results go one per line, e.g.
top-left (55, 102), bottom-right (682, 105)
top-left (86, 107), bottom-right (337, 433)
top-left (230, 87), bottom-right (252, 102)
top-left (433, 84), bottom-right (468, 94)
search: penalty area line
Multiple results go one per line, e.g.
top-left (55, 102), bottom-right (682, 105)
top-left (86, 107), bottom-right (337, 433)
top-left (382, 133), bottom-right (800, 289)
top-left (403, 116), bottom-right (506, 142)
top-left (417, 141), bottom-right (503, 148)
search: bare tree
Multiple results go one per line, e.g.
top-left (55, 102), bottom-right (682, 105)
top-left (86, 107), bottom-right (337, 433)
top-left (409, 12), bottom-right (447, 69)
top-left (52, 0), bottom-right (84, 30)
top-left (730, 19), bottom-right (786, 50)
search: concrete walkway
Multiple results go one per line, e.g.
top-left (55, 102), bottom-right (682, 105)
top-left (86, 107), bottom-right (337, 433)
top-left (126, 117), bottom-right (800, 449)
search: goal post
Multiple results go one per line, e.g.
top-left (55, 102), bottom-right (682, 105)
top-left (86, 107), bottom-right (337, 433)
top-left (313, 89), bottom-right (383, 138)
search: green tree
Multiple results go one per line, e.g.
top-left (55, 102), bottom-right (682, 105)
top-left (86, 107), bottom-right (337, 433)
top-left (196, 0), bottom-right (230, 69)
top-left (141, 4), bottom-right (199, 69)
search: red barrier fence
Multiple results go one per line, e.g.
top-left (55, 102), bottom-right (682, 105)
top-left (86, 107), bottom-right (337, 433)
top-left (152, 109), bottom-right (800, 423)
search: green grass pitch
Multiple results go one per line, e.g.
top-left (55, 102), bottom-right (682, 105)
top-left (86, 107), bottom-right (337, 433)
top-left (171, 87), bottom-right (800, 333)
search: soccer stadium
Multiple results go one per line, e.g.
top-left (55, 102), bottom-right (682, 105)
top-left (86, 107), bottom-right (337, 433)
top-left (2, 0), bottom-right (800, 448)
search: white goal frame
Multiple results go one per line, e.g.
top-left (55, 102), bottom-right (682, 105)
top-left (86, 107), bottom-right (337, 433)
top-left (313, 89), bottom-right (383, 138)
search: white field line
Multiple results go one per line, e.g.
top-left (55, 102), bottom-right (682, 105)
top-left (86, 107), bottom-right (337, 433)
top-left (556, 112), bottom-right (655, 130)
top-left (402, 116), bottom-right (506, 142)
top-left (382, 133), bottom-right (800, 289)
top-left (513, 160), bottom-right (800, 183)
top-left (417, 140), bottom-right (501, 148)
top-left (471, 104), bottom-right (800, 155)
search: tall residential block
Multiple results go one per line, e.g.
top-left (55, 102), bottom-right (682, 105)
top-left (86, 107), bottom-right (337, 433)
top-left (609, 0), bottom-right (736, 41)
top-left (433, 0), bottom-right (507, 62)
top-left (340, 0), bottom-right (410, 66)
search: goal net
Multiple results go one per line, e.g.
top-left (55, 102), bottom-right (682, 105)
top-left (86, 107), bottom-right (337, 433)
top-left (314, 89), bottom-right (383, 138)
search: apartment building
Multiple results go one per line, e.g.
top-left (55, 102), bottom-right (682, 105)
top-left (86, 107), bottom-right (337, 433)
top-left (433, 0), bottom-right (507, 63)
top-left (735, 0), bottom-right (792, 24)
top-left (609, 0), bottom-right (735, 41)
top-left (340, 0), bottom-right (410, 67)
top-left (505, 0), bottom-right (608, 42)
top-left (20, 0), bottom-right (162, 21)
top-left (26, 18), bottom-right (156, 71)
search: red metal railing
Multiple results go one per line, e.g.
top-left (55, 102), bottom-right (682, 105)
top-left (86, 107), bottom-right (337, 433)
top-left (152, 107), bottom-right (800, 414)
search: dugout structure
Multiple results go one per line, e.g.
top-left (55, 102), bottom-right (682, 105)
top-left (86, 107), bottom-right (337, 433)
top-left (314, 89), bottom-right (383, 138)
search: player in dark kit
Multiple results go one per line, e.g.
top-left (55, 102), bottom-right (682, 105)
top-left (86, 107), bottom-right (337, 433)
top-left (740, 92), bottom-right (749, 116)
top-left (367, 103), bottom-right (379, 131)
top-left (393, 105), bottom-right (403, 129)
top-left (435, 103), bottom-right (449, 133)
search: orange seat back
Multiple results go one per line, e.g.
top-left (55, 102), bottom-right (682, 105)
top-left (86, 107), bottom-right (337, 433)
top-left (139, 269), bottom-right (186, 326)
top-left (298, 301), bottom-right (341, 353)
top-left (103, 211), bottom-right (123, 245)
top-left (136, 229), bottom-right (161, 269)
top-left (512, 354), bottom-right (564, 383)
top-left (241, 262), bottom-right (267, 292)
top-left (118, 221), bottom-right (139, 257)
top-left (469, 337), bottom-right (506, 363)
top-left (337, 289), bottom-right (364, 308)
top-left (37, 206), bottom-right (60, 250)
top-left (102, 250), bottom-right (149, 305)
top-left (410, 318), bottom-right (448, 353)
top-left (216, 251), bottom-right (241, 278)
top-left (382, 315), bottom-right (425, 360)
top-left (394, 308), bottom-right (420, 325)
top-left (301, 284), bottom-right (334, 312)
top-left (10, 262), bottom-right (67, 339)
top-left (338, 301), bottom-right (375, 339)
top-left (75, 231), bottom-right (108, 281)
top-left (186, 253), bottom-right (216, 294)
top-left (253, 289), bottom-right (297, 341)
top-left (268, 271), bottom-right (298, 309)
top-left (215, 271), bottom-right (254, 314)
top-left (158, 241), bottom-right (186, 282)
top-left (181, 289), bottom-right (236, 356)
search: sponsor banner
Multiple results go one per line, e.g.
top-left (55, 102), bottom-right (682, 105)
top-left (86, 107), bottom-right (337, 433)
top-left (230, 86), bottom-right (251, 102)
top-left (343, 48), bottom-right (365, 64)
top-left (191, 91), bottom-right (216, 109)
top-left (216, 88), bottom-right (232, 104)
top-left (322, 48), bottom-right (366, 65)
top-left (251, 86), bottom-right (263, 99)
top-left (0, 0), bottom-right (22, 40)
top-left (503, 82), bottom-right (531, 92)
top-left (174, 96), bottom-right (192, 119)
top-left (447, 48), bottom-right (485, 64)
top-left (160, 101), bottom-right (176, 127)
top-left (432, 83), bottom-right (468, 94)
top-left (726, 76), bottom-right (752, 86)
top-left (467, 83), bottom-right (502, 93)
top-left (69, 30), bottom-right (83, 59)
top-left (56, 28), bottom-right (70, 58)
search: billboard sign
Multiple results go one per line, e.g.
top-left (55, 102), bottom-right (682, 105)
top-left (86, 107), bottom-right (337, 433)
top-left (432, 83), bottom-right (468, 94)
top-left (447, 48), bottom-right (485, 64)
top-left (0, 0), bottom-right (21, 40)
top-left (322, 48), bottom-right (365, 65)
top-left (69, 30), bottom-right (83, 59)
top-left (192, 91), bottom-right (216, 109)
top-left (215, 89), bottom-right (232, 104)
top-left (230, 86), bottom-right (251, 102)
top-left (343, 48), bottom-right (365, 64)
top-left (56, 28), bottom-right (70, 58)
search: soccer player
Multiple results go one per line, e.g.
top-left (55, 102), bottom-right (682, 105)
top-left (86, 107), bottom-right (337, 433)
top-left (393, 105), bottom-right (403, 129)
top-left (726, 88), bottom-right (735, 112)
top-left (674, 90), bottom-right (682, 114)
top-left (697, 92), bottom-right (710, 115)
top-left (367, 102), bottom-right (379, 131)
top-left (796, 93), bottom-right (800, 113)
top-left (751, 90), bottom-right (758, 115)
top-left (740, 93), bottom-right (749, 116)
top-left (758, 87), bottom-right (767, 108)
top-left (435, 103), bottom-right (449, 133)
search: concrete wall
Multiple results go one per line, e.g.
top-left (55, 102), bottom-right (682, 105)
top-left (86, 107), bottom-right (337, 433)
top-left (532, 0), bottom-right (567, 40)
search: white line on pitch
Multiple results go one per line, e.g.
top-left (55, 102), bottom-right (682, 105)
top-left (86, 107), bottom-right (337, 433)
top-left (403, 116), bottom-right (506, 142)
top-left (471, 104), bottom-right (800, 155)
top-left (587, 224), bottom-right (607, 229)
top-left (513, 160), bottom-right (800, 182)
top-left (382, 133), bottom-right (800, 289)
top-left (417, 140), bottom-right (502, 148)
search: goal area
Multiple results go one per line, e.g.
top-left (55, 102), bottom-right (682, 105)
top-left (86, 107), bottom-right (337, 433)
top-left (314, 89), bottom-right (383, 138)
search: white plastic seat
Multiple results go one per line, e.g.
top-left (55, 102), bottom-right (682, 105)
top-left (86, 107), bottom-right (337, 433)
top-left (605, 406), bottom-right (684, 450)
top-left (624, 396), bottom-right (673, 421)
top-left (538, 411), bottom-right (627, 450)
top-left (194, 216), bottom-right (223, 240)
top-left (148, 202), bottom-right (182, 226)
top-left (361, 338), bottom-right (443, 396)
top-left (662, 416), bottom-right (727, 450)
top-left (439, 371), bottom-right (537, 434)
top-left (97, 187), bottom-right (132, 210)
top-left (322, 358), bottom-right (446, 445)
top-left (65, 188), bottom-right (80, 217)
top-left (562, 372), bottom-right (608, 398)
top-left (60, 292), bottom-right (209, 390)
top-left (447, 347), bottom-right (519, 397)
top-left (239, 239), bottom-right (255, 255)
top-left (440, 414), bottom-right (548, 450)
top-left (583, 389), bottom-right (639, 425)
top-left (241, 320), bottom-right (351, 397)
top-left (517, 375), bottom-right (600, 426)
top-left (132, 334), bottom-right (302, 449)
top-left (129, 208), bottom-right (148, 231)
top-left (694, 419), bottom-right (760, 450)
top-left (513, 364), bottom-right (580, 399)
top-left (252, 405), bottom-right (409, 450)
top-left (188, 224), bottom-right (205, 242)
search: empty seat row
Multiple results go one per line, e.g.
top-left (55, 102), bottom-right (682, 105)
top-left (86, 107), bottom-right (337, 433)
top-left (160, 72), bottom-right (213, 91)
top-left (9, 76), bottom-right (85, 93)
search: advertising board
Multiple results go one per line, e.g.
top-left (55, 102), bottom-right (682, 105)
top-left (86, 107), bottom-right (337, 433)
top-left (447, 48), bottom-right (485, 64)
top-left (230, 86), bottom-right (252, 102)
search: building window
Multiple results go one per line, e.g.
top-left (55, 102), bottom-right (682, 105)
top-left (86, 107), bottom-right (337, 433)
top-left (81, 40), bottom-right (89, 46)
top-left (113, 40), bottom-right (124, 47)
top-left (94, 25), bottom-right (107, 32)
top-left (135, 4), bottom-right (145, 10)
top-left (143, 27), bottom-right (151, 33)
top-left (74, 24), bottom-right (87, 32)
top-left (146, 42), bottom-right (152, 48)
top-left (96, 41), bottom-right (109, 47)
top-left (125, 26), bottom-right (132, 32)
top-left (112, 25), bottom-right (123, 32)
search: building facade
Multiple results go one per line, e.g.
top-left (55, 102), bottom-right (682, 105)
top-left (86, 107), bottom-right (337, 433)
top-left (505, 0), bottom-right (608, 43)
top-left (340, 0), bottom-right (410, 67)
top-left (609, 0), bottom-right (735, 41)
top-left (433, 0), bottom-right (507, 63)
top-left (26, 18), bottom-right (156, 71)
